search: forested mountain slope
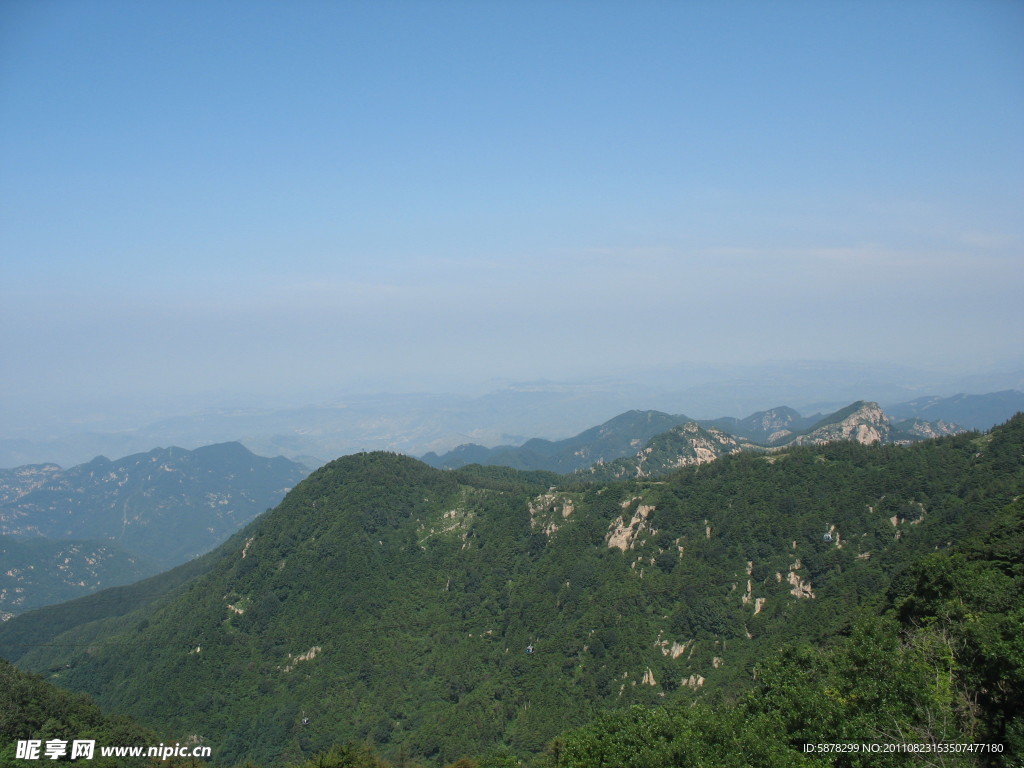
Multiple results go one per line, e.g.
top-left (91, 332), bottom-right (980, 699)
top-left (3, 417), bottom-right (1022, 767)
top-left (0, 550), bottom-right (220, 663)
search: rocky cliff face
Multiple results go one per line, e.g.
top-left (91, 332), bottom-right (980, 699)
top-left (788, 401), bottom-right (891, 446)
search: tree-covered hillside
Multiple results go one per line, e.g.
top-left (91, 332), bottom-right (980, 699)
top-left (3, 418), bottom-right (1022, 766)
top-left (581, 421), bottom-right (748, 480)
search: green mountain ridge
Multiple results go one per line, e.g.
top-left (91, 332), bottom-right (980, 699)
top-left (422, 401), bottom-right (964, 476)
top-left (0, 656), bottom-right (162, 768)
top-left (4, 416), bottom-right (1023, 766)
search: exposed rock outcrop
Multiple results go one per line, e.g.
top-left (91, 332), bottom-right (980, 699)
top-left (606, 500), bottom-right (656, 551)
top-left (789, 401), bottom-right (891, 446)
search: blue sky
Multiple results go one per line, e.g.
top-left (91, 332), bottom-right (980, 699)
top-left (2, 0), bottom-right (1022, 420)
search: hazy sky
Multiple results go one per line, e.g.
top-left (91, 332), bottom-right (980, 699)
top-left (2, 0), bottom-right (1022, 418)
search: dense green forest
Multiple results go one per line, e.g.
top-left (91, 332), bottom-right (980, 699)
top-left (2, 418), bottom-right (1022, 766)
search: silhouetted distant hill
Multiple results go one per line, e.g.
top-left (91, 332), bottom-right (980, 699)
top-left (424, 401), bottom-right (964, 477)
top-left (422, 410), bottom-right (692, 472)
top-left (699, 405), bottom-right (821, 444)
top-left (886, 390), bottom-right (1024, 431)
top-left (1, 443), bottom-right (308, 569)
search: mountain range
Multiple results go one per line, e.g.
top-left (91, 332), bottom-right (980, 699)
top-left (0, 442), bottom-right (308, 619)
top-left (3, 415), bottom-right (1021, 765)
top-left (422, 400), bottom-right (966, 475)
top-left (2, 366), bottom-right (1020, 469)
top-left (1, 396), bottom-right (1006, 622)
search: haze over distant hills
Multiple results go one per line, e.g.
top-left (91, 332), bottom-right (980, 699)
top-left (1, 362), bottom-right (1021, 469)
top-left (885, 390), bottom-right (1024, 430)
